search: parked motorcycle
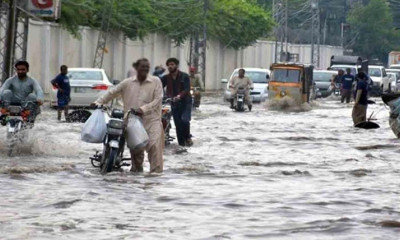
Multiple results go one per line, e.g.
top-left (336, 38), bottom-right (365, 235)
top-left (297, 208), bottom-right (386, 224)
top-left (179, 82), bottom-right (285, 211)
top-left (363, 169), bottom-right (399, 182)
top-left (162, 98), bottom-right (174, 145)
top-left (0, 101), bottom-right (38, 156)
top-left (90, 107), bottom-right (139, 174)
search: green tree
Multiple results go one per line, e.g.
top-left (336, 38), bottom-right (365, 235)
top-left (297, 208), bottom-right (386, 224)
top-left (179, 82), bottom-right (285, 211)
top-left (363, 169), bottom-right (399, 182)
top-left (57, 0), bottom-right (274, 49)
top-left (207, 0), bottom-right (274, 49)
top-left (347, 0), bottom-right (400, 61)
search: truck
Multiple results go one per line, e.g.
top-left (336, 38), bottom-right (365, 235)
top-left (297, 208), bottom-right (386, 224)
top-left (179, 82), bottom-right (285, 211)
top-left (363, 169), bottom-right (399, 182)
top-left (388, 51), bottom-right (400, 69)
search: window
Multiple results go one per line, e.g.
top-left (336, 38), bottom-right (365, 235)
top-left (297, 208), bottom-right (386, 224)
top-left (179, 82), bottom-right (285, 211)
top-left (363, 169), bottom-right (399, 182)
top-left (272, 69), bottom-right (301, 83)
top-left (368, 68), bottom-right (382, 77)
top-left (68, 71), bottom-right (103, 81)
top-left (232, 71), bottom-right (268, 83)
top-left (313, 72), bottom-right (334, 82)
top-left (330, 66), bottom-right (357, 76)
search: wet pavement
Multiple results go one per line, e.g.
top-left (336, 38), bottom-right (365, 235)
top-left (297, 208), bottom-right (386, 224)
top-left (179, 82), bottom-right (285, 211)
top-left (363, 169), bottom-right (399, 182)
top-left (0, 95), bottom-right (399, 239)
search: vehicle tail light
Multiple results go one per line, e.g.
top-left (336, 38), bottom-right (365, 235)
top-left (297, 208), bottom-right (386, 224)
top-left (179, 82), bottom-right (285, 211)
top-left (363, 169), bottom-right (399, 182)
top-left (0, 108), bottom-right (7, 115)
top-left (92, 84), bottom-right (108, 90)
top-left (162, 108), bottom-right (169, 114)
top-left (52, 85), bottom-right (58, 90)
top-left (21, 110), bottom-right (30, 120)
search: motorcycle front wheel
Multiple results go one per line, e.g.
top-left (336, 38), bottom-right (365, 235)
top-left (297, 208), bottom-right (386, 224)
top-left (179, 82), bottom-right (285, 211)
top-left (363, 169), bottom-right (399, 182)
top-left (7, 132), bottom-right (16, 157)
top-left (101, 147), bottom-right (118, 174)
top-left (237, 100), bottom-right (244, 111)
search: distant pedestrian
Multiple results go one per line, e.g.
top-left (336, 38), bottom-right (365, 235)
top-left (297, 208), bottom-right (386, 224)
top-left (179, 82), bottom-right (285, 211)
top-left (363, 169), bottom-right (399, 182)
top-left (153, 65), bottom-right (166, 78)
top-left (352, 72), bottom-right (369, 125)
top-left (189, 66), bottom-right (203, 107)
top-left (331, 69), bottom-right (344, 91)
top-left (341, 68), bottom-right (355, 103)
top-left (51, 65), bottom-right (70, 121)
top-left (127, 62), bottom-right (137, 78)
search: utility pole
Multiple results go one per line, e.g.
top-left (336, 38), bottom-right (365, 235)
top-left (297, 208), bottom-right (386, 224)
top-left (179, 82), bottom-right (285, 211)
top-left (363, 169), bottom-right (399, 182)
top-left (3, 0), bottom-right (17, 81)
top-left (273, 0), bottom-right (284, 62)
top-left (284, 0), bottom-right (288, 61)
top-left (200, 0), bottom-right (208, 89)
top-left (310, 0), bottom-right (320, 67)
top-left (93, 0), bottom-right (113, 68)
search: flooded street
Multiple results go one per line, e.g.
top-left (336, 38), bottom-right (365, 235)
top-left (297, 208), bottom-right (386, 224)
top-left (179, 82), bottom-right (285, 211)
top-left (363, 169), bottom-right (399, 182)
top-left (0, 95), bottom-right (399, 239)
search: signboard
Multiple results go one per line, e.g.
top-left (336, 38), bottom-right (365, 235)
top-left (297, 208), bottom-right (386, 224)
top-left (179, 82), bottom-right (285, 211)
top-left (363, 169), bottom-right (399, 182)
top-left (27, 0), bottom-right (61, 19)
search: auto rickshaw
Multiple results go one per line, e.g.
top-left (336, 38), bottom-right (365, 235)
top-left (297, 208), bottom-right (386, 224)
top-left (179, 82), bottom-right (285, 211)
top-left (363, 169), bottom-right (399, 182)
top-left (268, 63), bottom-right (314, 104)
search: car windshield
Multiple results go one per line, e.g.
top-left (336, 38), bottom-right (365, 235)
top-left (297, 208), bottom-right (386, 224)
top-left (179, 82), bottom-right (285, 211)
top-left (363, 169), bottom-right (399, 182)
top-left (233, 71), bottom-right (268, 83)
top-left (272, 69), bottom-right (300, 83)
top-left (313, 72), bottom-right (334, 82)
top-left (330, 66), bottom-right (357, 76)
top-left (388, 73), bottom-right (397, 80)
top-left (68, 71), bottom-right (103, 81)
top-left (368, 68), bottom-right (382, 77)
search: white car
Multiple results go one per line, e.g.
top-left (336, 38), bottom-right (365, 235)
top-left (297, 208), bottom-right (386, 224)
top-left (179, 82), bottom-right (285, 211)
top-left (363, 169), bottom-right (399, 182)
top-left (368, 65), bottom-right (390, 92)
top-left (50, 68), bottom-right (114, 108)
top-left (221, 68), bottom-right (270, 102)
top-left (387, 71), bottom-right (400, 93)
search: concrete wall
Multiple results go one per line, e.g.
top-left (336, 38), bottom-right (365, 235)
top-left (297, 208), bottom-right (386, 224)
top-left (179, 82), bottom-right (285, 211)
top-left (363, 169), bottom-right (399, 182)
top-left (26, 20), bottom-right (343, 94)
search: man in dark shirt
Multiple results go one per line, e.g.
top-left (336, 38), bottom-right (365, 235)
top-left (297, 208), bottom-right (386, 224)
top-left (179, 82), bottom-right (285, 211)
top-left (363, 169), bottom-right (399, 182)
top-left (352, 72), bottom-right (369, 125)
top-left (51, 65), bottom-right (70, 121)
top-left (341, 68), bottom-right (355, 103)
top-left (161, 58), bottom-right (193, 147)
top-left (333, 69), bottom-right (344, 85)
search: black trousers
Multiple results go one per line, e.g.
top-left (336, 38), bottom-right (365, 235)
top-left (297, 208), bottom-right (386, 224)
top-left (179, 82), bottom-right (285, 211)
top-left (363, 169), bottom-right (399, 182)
top-left (172, 101), bottom-right (192, 146)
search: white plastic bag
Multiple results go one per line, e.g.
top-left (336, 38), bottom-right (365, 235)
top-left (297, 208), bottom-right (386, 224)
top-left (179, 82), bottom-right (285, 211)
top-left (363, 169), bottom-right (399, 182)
top-left (81, 109), bottom-right (107, 143)
top-left (126, 115), bottom-right (149, 151)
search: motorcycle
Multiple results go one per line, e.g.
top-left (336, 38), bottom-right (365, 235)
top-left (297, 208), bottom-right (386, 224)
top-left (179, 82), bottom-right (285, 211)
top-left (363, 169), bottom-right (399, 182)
top-left (162, 98), bottom-right (174, 145)
top-left (0, 101), bottom-right (38, 156)
top-left (90, 107), bottom-right (138, 174)
top-left (233, 87), bottom-right (246, 112)
top-left (332, 83), bottom-right (341, 96)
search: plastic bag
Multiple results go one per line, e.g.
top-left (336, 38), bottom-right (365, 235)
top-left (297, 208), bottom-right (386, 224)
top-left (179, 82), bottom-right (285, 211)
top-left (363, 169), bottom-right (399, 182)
top-left (81, 109), bottom-right (107, 143)
top-left (126, 115), bottom-right (149, 151)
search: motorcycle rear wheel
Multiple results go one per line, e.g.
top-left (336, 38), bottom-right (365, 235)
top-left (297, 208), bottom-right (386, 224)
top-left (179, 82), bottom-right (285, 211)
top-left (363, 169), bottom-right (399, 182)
top-left (101, 148), bottom-right (118, 174)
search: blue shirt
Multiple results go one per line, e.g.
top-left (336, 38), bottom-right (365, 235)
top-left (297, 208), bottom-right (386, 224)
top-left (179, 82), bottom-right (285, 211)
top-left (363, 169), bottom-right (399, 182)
top-left (341, 74), bottom-right (355, 90)
top-left (356, 80), bottom-right (368, 105)
top-left (51, 74), bottom-right (70, 99)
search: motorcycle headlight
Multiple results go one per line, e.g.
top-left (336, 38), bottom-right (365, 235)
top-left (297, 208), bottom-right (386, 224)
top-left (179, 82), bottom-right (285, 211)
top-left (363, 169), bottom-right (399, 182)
top-left (280, 91), bottom-right (286, 97)
top-left (190, 90), bottom-right (194, 95)
top-left (108, 119), bottom-right (124, 129)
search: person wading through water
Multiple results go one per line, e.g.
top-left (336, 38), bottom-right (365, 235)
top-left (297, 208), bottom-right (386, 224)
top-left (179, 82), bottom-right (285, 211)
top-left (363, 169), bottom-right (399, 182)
top-left (161, 58), bottom-right (193, 147)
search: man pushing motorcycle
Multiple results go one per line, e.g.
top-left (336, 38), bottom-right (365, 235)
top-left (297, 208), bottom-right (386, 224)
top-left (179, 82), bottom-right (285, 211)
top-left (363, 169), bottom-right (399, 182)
top-left (0, 60), bottom-right (44, 123)
top-left (229, 68), bottom-right (254, 111)
top-left (93, 58), bottom-right (164, 173)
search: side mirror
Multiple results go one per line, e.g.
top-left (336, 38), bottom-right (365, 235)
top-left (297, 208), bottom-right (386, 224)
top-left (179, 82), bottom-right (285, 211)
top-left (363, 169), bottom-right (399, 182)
top-left (221, 79), bottom-right (228, 84)
top-left (113, 80), bottom-right (120, 85)
top-left (266, 74), bottom-right (270, 82)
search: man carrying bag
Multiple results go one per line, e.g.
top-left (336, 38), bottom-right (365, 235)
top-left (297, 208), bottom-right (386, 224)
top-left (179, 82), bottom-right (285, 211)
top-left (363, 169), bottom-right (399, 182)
top-left (93, 58), bottom-right (164, 173)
